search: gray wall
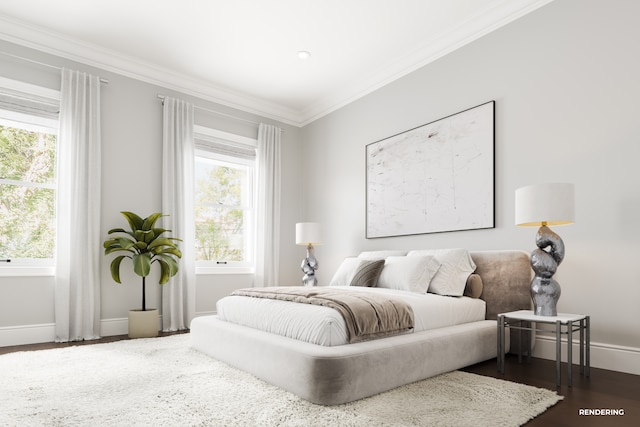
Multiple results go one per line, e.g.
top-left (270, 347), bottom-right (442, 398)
top-left (301, 0), bottom-right (640, 371)
top-left (0, 39), bottom-right (303, 337)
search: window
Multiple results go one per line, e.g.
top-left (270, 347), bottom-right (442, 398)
top-left (194, 126), bottom-right (256, 273)
top-left (0, 78), bottom-right (59, 272)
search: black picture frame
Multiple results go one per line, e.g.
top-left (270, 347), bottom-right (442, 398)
top-left (365, 101), bottom-right (495, 238)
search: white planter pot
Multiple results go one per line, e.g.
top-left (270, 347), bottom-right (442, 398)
top-left (128, 309), bottom-right (159, 338)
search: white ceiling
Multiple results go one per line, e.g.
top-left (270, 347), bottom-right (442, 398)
top-left (0, 0), bottom-right (552, 126)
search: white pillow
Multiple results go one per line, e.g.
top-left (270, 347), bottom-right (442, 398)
top-left (357, 250), bottom-right (408, 260)
top-left (329, 257), bottom-right (361, 286)
top-left (377, 256), bottom-right (441, 293)
top-left (407, 248), bottom-right (476, 296)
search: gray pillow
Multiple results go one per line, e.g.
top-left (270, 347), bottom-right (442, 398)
top-left (350, 259), bottom-right (385, 287)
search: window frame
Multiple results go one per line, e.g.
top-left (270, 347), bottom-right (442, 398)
top-left (193, 125), bottom-right (257, 276)
top-left (0, 78), bottom-right (60, 277)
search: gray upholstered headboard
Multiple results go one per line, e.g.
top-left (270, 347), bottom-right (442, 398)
top-left (470, 250), bottom-right (532, 320)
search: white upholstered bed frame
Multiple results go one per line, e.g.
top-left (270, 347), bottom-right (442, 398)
top-left (190, 250), bottom-right (532, 405)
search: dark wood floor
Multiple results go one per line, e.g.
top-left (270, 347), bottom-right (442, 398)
top-left (2, 334), bottom-right (638, 426)
top-left (463, 355), bottom-right (640, 426)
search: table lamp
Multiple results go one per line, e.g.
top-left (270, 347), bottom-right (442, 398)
top-left (296, 222), bottom-right (322, 286)
top-left (515, 183), bottom-right (574, 316)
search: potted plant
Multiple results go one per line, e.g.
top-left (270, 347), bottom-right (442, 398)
top-left (103, 211), bottom-right (182, 338)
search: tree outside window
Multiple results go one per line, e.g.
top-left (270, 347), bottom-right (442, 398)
top-left (194, 153), bottom-right (253, 266)
top-left (0, 119), bottom-right (57, 261)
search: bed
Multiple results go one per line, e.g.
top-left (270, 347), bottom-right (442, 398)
top-left (190, 249), bottom-right (532, 405)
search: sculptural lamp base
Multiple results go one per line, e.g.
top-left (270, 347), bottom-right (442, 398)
top-left (529, 224), bottom-right (565, 317)
top-left (300, 244), bottom-right (318, 287)
top-left (295, 222), bottom-right (322, 287)
top-left (531, 277), bottom-right (561, 316)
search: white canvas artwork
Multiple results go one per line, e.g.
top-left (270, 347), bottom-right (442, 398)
top-left (366, 101), bottom-right (494, 238)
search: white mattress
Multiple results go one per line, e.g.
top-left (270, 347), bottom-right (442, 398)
top-left (216, 286), bottom-right (486, 346)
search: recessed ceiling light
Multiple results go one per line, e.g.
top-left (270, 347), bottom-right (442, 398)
top-left (298, 51), bottom-right (311, 60)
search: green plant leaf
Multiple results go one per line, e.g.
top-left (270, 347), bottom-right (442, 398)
top-left (140, 229), bottom-right (155, 242)
top-left (121, 211), bottom-right (144, 232)
top-left (117, 237), bottom-right (136, 250)
top-left (135, 241), bottom-right (148, 250)
top-left (154, 247), bottom-right (182, 258)
top-left (142, 213), bottom-right (163, 231)
top-left (107, 229), bottom-right (137, 240)
top-left (107, 227), bottom-right (128, 234)
top-left (103, 238), bottom-right (119, 248)
top-left (109, 255), bottom-right (128, 283)
top-left (104, 246), bottom-right (135, 256)
top-left (143, 229), bottom-right (156, 244)
top-left (157, 259), bottom-right (171, 284)
top-left (132, 253), bottom-right (152, 277)
top-left (148, 238), bottom-right (178, 249)
top-left (151, 228), bottom-right (170, 238)
top-left (156, 254), bottom-right (179, 275)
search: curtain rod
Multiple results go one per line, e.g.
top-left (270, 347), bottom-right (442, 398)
top-left (0, 51), bottom-right (109, 84)
top-left (157, 93), bottom-right (283, 131)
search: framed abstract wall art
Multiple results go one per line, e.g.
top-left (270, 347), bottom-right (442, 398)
top-left (366, 101), bottom-right (495, 238)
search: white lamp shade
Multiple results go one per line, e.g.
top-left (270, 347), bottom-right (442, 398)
top-left (515, 183), bottom-right (575, 227)
top-left (296, 222), bottom-right (322, 245)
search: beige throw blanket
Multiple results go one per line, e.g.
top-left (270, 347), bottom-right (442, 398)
top-left (231, 287), bottom-right (414, 343)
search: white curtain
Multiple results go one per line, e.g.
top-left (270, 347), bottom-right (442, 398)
top-left (54, 69), bottom-right (101, 342)
top-left (254, 123), bottom-right (281, 287)
top-left (161, 97), bottom-right (196, 331)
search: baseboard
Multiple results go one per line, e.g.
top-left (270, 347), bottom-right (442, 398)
top-left (101, 315), bottom-right (167, 337)
top-left (533, 335), bottom-right (640, 375)
top-left (0, 323), bottom-right (55, 347)
top-left (99, 317), bottom-right (129, 337)
top-left (0, 312), bottom-right (213, 347)
top-left (0, 319), bottom-right (131, 346)
top-left (0, 316), bottom-right (153, 346)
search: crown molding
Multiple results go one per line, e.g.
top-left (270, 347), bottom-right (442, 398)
top-left (0, 15), bottom-right (304, 127)
top-left (0, 0), bottom-right (553, 128)
top-left (299, 0), bottom-right (554, 126)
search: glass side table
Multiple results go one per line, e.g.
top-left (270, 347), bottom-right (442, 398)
top-left (497, 310), bottom-right (590, 387)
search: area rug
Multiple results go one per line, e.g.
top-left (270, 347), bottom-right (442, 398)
top-left (0, 334), bottom-right (562, 426)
